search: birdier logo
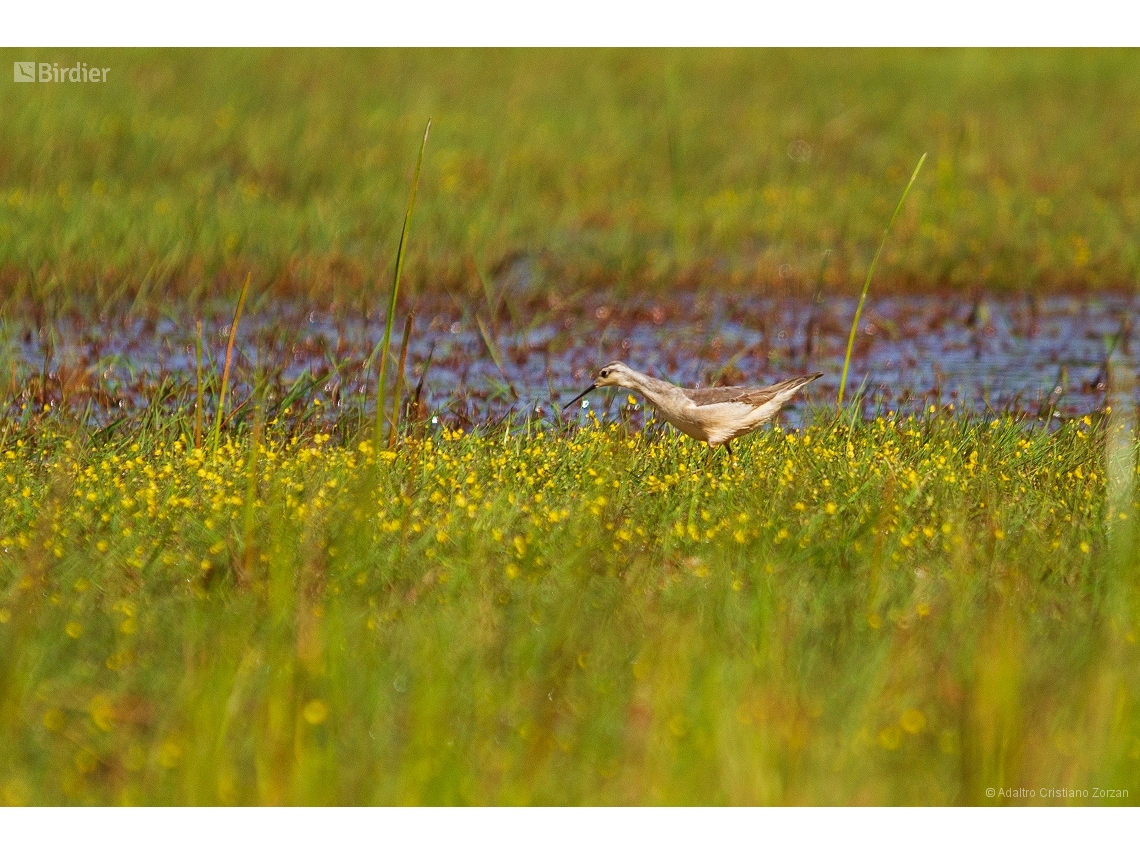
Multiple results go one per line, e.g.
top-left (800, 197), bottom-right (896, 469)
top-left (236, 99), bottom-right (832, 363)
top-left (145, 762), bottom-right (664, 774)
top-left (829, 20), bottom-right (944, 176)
top-left (13, 61), bottom-right (109, 83)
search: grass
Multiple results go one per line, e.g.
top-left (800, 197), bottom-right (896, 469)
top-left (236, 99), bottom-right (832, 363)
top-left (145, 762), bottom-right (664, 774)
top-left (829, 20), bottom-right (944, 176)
top-left (0, 407), bottom-right (1137, 805)
top-left (838, 152), bottom-right (925, 409)
top-left (2, 49), bottom-right (1140, 307)
top-left (374, 119), bottom-right (430, 452)
top-left (210, 272), bottom-right (250, 458)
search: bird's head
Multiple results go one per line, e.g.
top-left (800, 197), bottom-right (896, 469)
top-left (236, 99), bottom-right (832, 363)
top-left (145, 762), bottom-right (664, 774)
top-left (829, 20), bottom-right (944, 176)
top-left (592, 361), bottom-right (635, 389)
top-left (562, 361), bottom-right (633, 410)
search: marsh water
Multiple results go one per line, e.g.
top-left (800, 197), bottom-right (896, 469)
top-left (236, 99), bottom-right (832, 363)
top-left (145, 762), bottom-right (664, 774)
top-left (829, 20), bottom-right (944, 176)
top-left (5, 290), bottom-right (1138, 429)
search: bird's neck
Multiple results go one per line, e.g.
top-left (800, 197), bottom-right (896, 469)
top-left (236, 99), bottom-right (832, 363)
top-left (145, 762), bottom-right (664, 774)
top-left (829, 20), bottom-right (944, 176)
top-left (621, 369), bottom-right (676, 405)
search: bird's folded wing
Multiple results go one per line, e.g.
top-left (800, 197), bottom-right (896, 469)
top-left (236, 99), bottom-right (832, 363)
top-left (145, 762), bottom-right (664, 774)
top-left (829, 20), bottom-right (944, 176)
top-left (685, 385), bottom-right (780, 407)
top-left (685, 374), bottom-right (820, 408)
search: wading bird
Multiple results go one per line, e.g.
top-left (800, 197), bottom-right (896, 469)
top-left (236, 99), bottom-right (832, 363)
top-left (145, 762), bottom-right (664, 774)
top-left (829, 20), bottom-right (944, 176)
top-left (563, 362), bottom-right (822, 455)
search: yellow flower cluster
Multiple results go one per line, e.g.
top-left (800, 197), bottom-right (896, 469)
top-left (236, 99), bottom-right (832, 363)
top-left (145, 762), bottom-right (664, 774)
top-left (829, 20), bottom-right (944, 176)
top-left (0, 411), bottom-right (1128, 599)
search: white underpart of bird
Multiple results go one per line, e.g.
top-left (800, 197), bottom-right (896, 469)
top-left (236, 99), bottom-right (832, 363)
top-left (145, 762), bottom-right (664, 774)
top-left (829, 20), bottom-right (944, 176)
top-left (563, 361), bottom-right (823, 448)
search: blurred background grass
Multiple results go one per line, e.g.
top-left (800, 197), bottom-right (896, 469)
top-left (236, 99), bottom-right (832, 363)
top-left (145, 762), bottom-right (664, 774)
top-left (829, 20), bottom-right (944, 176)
top-left (1, 48), bottom-right (1139, 305)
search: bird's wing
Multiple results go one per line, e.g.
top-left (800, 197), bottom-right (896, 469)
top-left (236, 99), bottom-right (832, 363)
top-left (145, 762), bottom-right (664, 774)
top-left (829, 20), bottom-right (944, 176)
top-left (685, 373), bottom-right (822, 408)
top-left (684, 385), bottom-right (755, 406)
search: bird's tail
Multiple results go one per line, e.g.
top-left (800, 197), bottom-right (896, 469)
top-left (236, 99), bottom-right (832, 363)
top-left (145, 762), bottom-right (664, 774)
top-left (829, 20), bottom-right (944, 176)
top-left (737, 372), bottom-right (823, 409)
top-left (770, 372), bottom-right (823, 397)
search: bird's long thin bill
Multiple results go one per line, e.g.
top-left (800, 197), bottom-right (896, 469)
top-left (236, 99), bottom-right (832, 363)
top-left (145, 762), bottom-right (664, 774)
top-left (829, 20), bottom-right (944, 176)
top-left (562, 384), bottom-right (596, 411)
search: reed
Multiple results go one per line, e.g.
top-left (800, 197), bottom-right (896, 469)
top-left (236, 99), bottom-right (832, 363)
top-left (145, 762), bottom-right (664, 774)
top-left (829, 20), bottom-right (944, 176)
top-left (388, 311), bottom-right (415, 450)
top-left (373, 120), bottom-right (431, 453)
top-left (211, 272), bottom-right (251, 459)
top-left (194, 320), bottom-right (204, 450)
top-left (837, 153), bottom-right (927, 410)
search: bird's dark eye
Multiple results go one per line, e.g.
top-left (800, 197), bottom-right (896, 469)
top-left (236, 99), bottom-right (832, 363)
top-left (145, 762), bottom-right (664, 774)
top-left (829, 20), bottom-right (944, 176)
top-left (600, 370), bottom-right (609, 378)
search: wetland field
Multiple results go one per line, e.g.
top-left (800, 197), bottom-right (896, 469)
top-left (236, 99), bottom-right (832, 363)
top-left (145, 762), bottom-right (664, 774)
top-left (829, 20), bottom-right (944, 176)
top-left (1, 48), bottom-right (1139, 806)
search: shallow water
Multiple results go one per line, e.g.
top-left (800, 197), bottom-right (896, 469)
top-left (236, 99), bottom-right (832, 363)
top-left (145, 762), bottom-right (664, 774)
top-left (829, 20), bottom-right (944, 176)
top-left (4, 291), bottom-right (1137, 429)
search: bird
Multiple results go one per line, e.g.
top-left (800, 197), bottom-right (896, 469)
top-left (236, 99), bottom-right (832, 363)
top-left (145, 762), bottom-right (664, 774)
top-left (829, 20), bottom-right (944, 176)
top-left (562, 361), bottom-right (822, 455)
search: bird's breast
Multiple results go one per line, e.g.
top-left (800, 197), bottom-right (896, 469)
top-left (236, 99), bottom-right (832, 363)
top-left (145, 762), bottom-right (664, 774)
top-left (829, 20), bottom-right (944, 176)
top-left (660, 410), bottom-right (710, 442)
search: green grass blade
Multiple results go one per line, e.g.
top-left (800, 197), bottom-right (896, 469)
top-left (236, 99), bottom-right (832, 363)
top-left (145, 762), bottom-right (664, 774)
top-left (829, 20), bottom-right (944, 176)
top-left (194, 320), bottom-right (204, 451)
top-left (374, 119), bottom-right (431, 452)
top-left (837, 152), bottom-right (927, 411)
top-left (388, 311), bottom-right (415, 450)
top-left (211, 272), bottom-right (251, 459)
top-left (240, 377), bottom-right (266, 586)
top-left (475, 313), bottom-right (519, 399)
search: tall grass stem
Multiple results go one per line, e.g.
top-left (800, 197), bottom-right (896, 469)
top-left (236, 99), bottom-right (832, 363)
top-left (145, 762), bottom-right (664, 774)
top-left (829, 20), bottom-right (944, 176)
top-left (240, 380), bottom-right (266, 584)
top-left (1105, 352), bottom-right (1137, 567)
top-left (837, 152), bottom-right (927, 410)
top-left (194, 320), bottom-right (204, 450)
top-left (374, 119), bottom-right (431, 452)
top-left (211, 272), bottom-right (251, 458)
top-left (388, 311), bottom-right (415, 450)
